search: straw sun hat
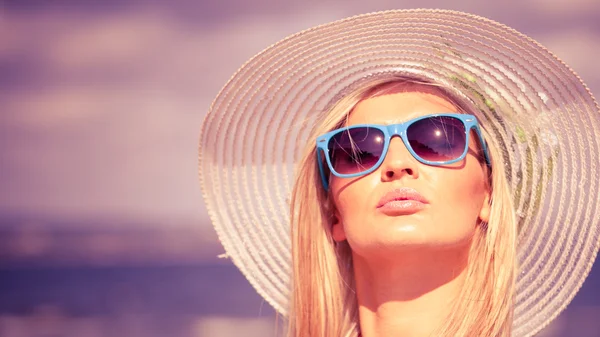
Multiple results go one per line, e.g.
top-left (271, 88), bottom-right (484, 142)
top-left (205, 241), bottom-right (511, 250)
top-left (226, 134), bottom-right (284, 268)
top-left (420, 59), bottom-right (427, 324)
top-left (199, 9), bottom-right (600, 336)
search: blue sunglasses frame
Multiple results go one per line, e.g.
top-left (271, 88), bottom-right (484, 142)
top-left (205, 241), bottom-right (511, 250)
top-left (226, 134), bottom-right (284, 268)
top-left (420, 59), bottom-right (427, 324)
top-left (316, 113), bottom-right (491, 190)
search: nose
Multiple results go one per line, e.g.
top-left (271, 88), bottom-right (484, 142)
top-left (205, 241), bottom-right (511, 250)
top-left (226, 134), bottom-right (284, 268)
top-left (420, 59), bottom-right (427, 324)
top-left (380, 136), bottom-right (420, 181)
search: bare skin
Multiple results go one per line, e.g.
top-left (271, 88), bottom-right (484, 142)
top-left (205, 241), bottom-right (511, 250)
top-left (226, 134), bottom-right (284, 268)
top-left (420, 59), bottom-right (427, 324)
top-left (330, 84), bottom-right (490, 337)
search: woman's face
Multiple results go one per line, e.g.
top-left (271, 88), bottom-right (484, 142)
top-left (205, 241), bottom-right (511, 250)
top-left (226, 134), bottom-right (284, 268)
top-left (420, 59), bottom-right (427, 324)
top-left (330, 85), bottom-right (491, 257)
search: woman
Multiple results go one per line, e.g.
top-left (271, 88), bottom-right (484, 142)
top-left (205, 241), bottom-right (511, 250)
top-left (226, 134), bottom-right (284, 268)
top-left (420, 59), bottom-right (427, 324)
top-left (199, 9), bottom-right (600, 337)
top-left (289, 77), bottom-right (515, 336)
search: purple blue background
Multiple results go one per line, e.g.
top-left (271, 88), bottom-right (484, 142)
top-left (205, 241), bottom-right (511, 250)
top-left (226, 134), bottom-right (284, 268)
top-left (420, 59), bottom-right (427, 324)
top-left (0, 0), bottom-right (599, 336)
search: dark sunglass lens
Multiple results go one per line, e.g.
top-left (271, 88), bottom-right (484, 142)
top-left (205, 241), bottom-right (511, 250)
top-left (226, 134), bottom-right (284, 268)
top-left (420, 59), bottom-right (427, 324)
top-left (406, 116), bottom-right (466, 162)
top-left (328, 127), bottom-right (385, 174)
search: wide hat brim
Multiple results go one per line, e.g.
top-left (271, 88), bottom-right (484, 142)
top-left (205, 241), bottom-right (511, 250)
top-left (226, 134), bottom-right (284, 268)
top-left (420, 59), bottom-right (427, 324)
top-left (199, 9), bottom-right (600, 337)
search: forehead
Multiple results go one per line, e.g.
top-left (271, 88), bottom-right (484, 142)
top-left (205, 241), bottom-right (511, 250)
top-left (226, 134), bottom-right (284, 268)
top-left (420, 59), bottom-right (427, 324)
top-left (347, 86), bottom-right (459, 126)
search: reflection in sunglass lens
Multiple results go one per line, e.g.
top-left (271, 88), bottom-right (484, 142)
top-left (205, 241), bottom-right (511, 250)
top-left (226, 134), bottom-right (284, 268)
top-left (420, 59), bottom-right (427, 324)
top-left (328, 127), bottom-right (384, 174)
top-left (407, 116), bottom-right (466, 162)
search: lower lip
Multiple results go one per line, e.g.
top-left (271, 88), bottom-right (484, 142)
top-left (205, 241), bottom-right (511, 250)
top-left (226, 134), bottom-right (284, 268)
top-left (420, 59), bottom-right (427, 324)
top-left (377, 200), bottom-right (427, 215)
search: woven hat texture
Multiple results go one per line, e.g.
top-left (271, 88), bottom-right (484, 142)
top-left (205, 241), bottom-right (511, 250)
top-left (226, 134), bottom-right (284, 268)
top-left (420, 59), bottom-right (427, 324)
top-left (199, 9), bottom-right (600, 337)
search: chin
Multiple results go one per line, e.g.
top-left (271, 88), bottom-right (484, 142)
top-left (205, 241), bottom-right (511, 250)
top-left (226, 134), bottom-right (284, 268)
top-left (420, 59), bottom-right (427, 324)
top-left (367, 229), bottom-right (475, 251)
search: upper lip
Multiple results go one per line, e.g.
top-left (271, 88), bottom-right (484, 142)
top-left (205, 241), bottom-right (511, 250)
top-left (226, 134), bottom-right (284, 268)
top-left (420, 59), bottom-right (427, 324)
top-left (376, 187), bottom-right (429, 208)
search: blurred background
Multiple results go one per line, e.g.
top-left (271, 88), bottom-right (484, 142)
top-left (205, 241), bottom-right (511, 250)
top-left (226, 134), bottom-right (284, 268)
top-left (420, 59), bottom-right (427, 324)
top-left (0, 0), bottom-right (599, 336)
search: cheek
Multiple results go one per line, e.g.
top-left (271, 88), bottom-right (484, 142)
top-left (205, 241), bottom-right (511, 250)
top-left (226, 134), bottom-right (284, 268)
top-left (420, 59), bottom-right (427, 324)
top-left (332, 178), bottom-right (368, 218)
top-left (429, 167), bottom-right (488, 232)
top-left (435, 172), bottom-right (483, 199)
top-left (330, 175), bottom-right (378, 235)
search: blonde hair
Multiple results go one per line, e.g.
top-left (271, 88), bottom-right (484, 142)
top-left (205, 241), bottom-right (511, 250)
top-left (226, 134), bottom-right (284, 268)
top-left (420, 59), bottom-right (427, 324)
top-left (288, 76), bottom-right (517, 337)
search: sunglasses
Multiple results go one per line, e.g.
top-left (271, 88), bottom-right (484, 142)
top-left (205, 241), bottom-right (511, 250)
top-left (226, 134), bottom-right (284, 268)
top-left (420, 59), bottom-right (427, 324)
top-left (316, 113), bottom-right (491, 190)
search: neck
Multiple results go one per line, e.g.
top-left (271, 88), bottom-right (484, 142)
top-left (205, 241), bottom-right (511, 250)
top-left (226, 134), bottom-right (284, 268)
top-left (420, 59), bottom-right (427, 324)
top-left (354, 246), bottom-right (470, 337)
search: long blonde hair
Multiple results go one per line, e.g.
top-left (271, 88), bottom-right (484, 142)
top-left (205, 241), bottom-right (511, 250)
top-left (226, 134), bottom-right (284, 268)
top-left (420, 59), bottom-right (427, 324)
top-left (288, 76), bottom-right (517, 337)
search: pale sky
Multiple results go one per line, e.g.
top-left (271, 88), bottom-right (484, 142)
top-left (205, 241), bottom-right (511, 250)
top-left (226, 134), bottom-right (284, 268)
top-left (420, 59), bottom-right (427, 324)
top-left (0, 0), bottom-right (598, 227)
